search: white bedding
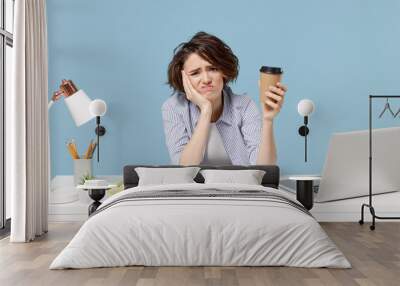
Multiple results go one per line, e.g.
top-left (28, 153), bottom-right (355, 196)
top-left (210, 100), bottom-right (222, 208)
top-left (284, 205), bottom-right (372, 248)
top-left (50, 183), bottom-right (350, 269)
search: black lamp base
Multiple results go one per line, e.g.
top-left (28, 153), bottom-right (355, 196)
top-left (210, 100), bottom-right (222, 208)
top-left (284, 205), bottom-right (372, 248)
top-left (298, 126), bottom-right (309, 136)
top-left (95, 125), bottom-right (106, 136)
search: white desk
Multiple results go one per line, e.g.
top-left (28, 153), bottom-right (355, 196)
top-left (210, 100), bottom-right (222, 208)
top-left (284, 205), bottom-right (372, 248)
top-left (280, 174), bottom-right (400, 222)
top-left (49, 175), bottom-right (122, 222)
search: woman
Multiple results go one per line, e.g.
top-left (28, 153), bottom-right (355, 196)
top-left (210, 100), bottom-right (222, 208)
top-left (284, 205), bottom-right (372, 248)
top-left (162, 31), bottom-right (287, 166)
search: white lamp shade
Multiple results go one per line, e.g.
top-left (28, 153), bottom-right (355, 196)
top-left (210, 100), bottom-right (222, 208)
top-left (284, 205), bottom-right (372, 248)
top-left (89, 99), bottom-right (107, 117)
top-left (64, 89), bottom-right (95, 126)
top-left (297, 99), bottom-right (315, 116)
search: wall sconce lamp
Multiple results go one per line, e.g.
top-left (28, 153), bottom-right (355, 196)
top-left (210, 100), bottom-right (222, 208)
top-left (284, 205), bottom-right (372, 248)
top-left (89, 99), bottom-right (107, 162)
top-left (49, 79), bottom-right (94, 126)
top-left (297, 99), bottom-right (315, 162)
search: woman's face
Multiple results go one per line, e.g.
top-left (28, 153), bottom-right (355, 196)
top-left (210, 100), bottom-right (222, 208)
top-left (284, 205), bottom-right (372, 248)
top-left (183, 53), bottom-right (225, 102)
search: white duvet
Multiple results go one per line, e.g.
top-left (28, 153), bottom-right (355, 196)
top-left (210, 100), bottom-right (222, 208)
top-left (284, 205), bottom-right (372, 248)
top-left (50, 183), bottom-right (351, 269)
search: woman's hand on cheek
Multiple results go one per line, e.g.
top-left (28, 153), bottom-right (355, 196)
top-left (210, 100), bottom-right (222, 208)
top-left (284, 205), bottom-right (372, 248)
top-left (182, 71), bottom-right (212, 113)
top-left (262, 82), bottom-right (287, 122)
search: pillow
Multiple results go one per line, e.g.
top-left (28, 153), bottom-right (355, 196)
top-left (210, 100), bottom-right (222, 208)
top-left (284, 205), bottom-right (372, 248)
top-left (135, 167), bottom-right (200, 186)
top-left (200, 169), bottom-right (266, 185)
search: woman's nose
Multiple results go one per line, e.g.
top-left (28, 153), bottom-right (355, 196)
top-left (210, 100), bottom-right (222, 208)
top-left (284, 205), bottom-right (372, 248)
top-left (201, 72), bottom-right (212, 84)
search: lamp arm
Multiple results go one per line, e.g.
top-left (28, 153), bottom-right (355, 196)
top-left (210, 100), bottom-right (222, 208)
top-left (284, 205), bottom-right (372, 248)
top-left (48, 100), bottom-right (54, 110)
top-left (48, 90), bottom-right (66, 110)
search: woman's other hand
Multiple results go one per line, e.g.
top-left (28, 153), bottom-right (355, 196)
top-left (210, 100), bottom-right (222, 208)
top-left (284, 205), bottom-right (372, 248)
top-left (262, 82), bottom-right (287, 122)
top-left (182, 71), bottom-right (212, 113)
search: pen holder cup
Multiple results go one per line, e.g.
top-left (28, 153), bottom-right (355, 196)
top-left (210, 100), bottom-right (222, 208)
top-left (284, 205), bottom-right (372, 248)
top-left (73, 158), bottom-right (92, 187)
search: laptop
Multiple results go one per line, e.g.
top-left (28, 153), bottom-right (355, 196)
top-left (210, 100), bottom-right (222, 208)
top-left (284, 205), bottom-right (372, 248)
top-left (281, 127), bottom-right (400, 202)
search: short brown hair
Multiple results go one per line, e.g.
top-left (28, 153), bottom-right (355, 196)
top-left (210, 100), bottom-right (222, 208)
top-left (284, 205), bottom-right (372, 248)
top-left (167, 31), bottom-right (239, 93)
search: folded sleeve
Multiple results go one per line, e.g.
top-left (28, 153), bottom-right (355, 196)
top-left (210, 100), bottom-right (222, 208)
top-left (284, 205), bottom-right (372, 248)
top-left (161, 101), bottom-right (190, 165)
top-left (240, 98), bottom-right (261, 165)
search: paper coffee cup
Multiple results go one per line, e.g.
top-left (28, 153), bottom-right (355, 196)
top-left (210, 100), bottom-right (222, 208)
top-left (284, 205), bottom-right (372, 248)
top-left (259, 66), bottom-right (283, 103)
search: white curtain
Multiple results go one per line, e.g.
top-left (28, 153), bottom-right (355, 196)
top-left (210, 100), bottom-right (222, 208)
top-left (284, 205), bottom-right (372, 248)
top-left (8, 0), bottom-right (49, 242)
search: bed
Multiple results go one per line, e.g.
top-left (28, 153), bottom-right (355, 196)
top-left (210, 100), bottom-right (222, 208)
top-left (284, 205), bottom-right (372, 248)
top-left (49, 165), bottom-right (350, 269)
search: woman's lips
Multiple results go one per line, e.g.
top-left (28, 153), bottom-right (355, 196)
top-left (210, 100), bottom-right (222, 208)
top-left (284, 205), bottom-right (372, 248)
top-left (202, 86), bottom-right (213, 91)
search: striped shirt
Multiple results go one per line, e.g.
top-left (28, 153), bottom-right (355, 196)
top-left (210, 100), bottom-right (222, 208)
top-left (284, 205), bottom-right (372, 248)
top-left (161, 86), bottom-right (261, 165)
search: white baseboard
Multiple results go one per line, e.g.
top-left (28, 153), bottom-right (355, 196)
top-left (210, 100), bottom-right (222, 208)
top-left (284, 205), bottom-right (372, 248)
top-left (49, 214), bottom-right (88, 222)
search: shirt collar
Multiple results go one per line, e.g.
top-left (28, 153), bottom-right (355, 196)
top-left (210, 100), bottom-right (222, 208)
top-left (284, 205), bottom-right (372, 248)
top-left (188, 86), bottom-right (234, 127)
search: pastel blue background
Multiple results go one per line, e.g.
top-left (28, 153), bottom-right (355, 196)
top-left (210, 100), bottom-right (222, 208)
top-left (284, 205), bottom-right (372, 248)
top-left (47, 0), bottom-right (400, 177)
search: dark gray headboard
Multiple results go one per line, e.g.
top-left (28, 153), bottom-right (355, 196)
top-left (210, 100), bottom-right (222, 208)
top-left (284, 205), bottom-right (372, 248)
top-left (123, 165), bottom-right (280, 189)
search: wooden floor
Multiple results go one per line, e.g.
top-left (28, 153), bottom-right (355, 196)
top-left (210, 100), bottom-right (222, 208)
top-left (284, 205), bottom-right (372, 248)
top-left (0, 222), bottom-right (399, 286)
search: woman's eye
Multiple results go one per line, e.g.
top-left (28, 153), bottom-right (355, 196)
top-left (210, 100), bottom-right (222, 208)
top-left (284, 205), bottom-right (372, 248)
top-left (210, 67), bottom-right (218, 71)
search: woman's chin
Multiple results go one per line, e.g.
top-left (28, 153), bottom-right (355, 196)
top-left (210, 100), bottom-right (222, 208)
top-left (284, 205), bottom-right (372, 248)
top-left (202, 91), bottom-right (217, 99)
